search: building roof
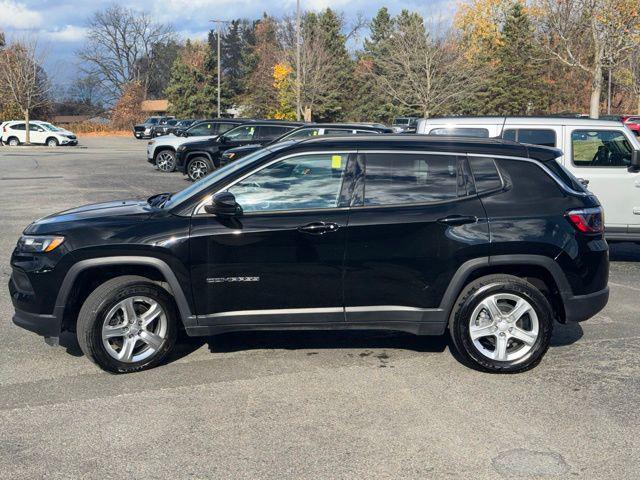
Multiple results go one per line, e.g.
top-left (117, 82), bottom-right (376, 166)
top-left (141, 100), bottom-right (169, 112)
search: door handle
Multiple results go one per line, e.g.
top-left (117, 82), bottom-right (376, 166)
top-left (297, 222), bottom-right (340, 235)
top-left (437, 215), bottom-right (477, 226)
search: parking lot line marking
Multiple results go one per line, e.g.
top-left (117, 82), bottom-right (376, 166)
top-left (608, 282), bottom-right (640, 292)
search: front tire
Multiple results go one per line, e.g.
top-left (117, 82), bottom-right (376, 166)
top-left (449, 274), bottom-right (553, 373)
top-left (47, 137), bottom-right (59, 147)
top-left (187, 156), bottom-right (213, 182)
top-left (77, 276), bottom-right (178, 373)
top-left (155, 150), bottom-right (177, 172)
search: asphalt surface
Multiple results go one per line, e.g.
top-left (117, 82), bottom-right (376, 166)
top-left (0, 137), bottom-right (639, 479)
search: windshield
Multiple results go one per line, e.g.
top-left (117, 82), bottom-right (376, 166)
top-left (163, 147), bottom-right (279, 209)
top-left (393, 118), bottom-right (410, 125)
top-left (145, 118), bottom-right (159, 125)
top-left (40, 123), bottom-right (61, 132)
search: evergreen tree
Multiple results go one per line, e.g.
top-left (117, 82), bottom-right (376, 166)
top-left (351, 7), bottom-right (400, 122)
top-left (243, 14), bottom-right (279, 117)
top-left (487, 1), bottom-right (545, 114)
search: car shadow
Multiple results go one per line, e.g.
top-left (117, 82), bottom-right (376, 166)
top-left (550, 321), bottom-right (583, 347)
top-left (194, 330), bottom-right (448, 355)
top-left (609, 242), bottom-right (640, 262)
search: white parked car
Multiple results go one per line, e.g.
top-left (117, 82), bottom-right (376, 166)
top-left (1, 120), bottom-right (78, 146)
top-left (146, 119), bottom-right (244, 172)
top-left (417, 116), bottom-right (640, 242)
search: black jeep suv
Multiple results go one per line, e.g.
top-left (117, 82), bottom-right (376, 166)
top-left (176, 120), bottom-right (303, 181)
top-left (9, 135), bottom-right (610, 374)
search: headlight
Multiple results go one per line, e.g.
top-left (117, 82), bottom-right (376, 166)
top-left (18, 235), bottom-right (65, 253)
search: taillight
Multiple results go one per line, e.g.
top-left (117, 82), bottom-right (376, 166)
top-left (566, 207), bottom-right (604, 233)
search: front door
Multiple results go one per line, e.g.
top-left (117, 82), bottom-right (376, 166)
top-left (566, 128), bottom-right (640, 234)
top-left (189, 151), bottom-right (354, 325)
top-left (343, 151), bottom-right (489, 323)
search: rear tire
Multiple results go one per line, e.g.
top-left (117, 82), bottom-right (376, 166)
top-left (8, 137), bottom-right (20, 146)
top-left (77, 276), bottom-right (178, 373)
top-left (448, 274), bottom-right (553, 373)
top-left (187, 156), bottom-right (213, 181)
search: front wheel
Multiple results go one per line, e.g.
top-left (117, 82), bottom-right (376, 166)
top-left (449, 274), bottom-right (553, 373)
top-left (187, 156), bottom-right (213, 182)
top-left (77, 276), bottom-right (178, 373)
top-left (47, 137), bottom-right (59, 147)
top-left (155, 150), bottom-right (176, 172)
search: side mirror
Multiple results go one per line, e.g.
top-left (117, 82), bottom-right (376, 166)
top-left (219, 135), bottom-right (228, 144)
top-left (630, 150), bottom-right (640, 172)
top-left (204, 191), bottom-right (242, 216)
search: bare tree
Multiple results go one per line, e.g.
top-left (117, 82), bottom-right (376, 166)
top-left (626, 52), bottom-right (640, 114)
top-left (537, 0), bottom-right (640, 118)
top-left (370, 16), bottom-right (475, 118)
top-left (77, 4), bottom-right (174, 101)
top-left (0, 39), bottom-right (51, 143)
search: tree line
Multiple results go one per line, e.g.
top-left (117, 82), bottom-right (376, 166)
top-left (1, 0), bottom-right (639, 132)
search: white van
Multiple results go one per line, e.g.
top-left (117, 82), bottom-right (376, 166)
top-left (417, 117), bottom-right (640, 242)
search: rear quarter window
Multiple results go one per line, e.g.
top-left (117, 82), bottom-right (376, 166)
top-left (502, 129), bottom-right (557, 147)
top-left (468, 157), bottom-right (503, 193)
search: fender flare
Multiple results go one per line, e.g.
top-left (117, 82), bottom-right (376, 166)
top-left (53, 256), bottom-right (195, 327)
top-left (185, 151), bottom-right (215, 166)
top-left (438, 254), bottom-right (572, 319)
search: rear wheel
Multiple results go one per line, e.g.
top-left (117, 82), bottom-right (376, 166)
top-left (155, 150), bottom-right (176, 172)
top-left (187, 156), bottom-right (213, 181)
top-left (449, 274), bottom-right (553, 373)
top-left (77, 276), bottom-right (177, 373)
top-left (8, 137), bottom-right (20, 146)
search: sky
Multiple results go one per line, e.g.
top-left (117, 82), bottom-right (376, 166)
top-left (0, 0), bottom-right (456, 88)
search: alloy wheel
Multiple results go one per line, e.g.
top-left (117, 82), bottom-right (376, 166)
top-left (47, 139), bottom-right (58, 147)
top-left (9, 138), bottom-right (19, 146)
top-left (101, 296), bottom-right (168, 363)
top-left (188, 159), bottom-right (209, 181)
top-left (156, 151), bottom-right (176, 172)
top-left (468, 293), bottom-right (539, 362)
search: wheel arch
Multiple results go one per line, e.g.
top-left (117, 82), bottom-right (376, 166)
top-left (153, 146), bottom-right (176, 160)
top-left (439, 255), bottom-right (571, 324)
top-left (185, 151), bottom-right (214, 165)
top-left (56, 256), bottom-right (194, 333)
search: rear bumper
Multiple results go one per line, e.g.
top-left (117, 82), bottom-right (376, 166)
top-left (563, 287), bottom-right (609, 323)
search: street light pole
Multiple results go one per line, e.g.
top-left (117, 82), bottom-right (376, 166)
top-left (296, 0), bottom-right (301, 121)
top-left (210, 19), bottom-right (229, 118)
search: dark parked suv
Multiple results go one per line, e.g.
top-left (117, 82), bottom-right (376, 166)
top-left (9, 136), bottom-right (609, 374)
top-left (176, 120), bottom-right (303, 181)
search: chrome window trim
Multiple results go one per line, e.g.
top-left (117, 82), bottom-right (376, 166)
top-left (194, 149), bottom-right (357, 215)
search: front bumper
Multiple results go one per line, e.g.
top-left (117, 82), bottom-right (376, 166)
top-left (13, 307), bottom-right (61, 338)
top-left (563, 287), bottom-right (609, 323)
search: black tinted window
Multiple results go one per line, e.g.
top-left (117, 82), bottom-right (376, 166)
top-left (216, 123), bottom-right (238, 134)
top-left (258, 125), bottom-right (294, 139)
top-left (364, 153), bottom-right (462, 205)
top-left (503, 129), bottom-right (556, 147)
top-left (469, 157), bottom-right (503, 193)
top-left (188, 122), bottom-right (216, 136)
top-left (429, 128), bottom-right (489, 138)
top-left (11, 123), bottom-right (25, 130)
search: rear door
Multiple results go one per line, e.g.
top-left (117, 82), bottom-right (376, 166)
top-left (343, 150), bottom-right (489, 324)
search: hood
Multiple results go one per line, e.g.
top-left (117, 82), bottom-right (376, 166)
top-left (24, 199), bottom-right (153, 235)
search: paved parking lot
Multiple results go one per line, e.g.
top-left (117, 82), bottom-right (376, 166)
top-left (1, 137), bottom-right (639, 479)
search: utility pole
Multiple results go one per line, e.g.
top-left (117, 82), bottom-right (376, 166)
top-left (210, 20), bottom-right (230, 117)
top-left (607, 67), bottom-right (612, 116)
top-left (295, 0), bottom-right (301, 121)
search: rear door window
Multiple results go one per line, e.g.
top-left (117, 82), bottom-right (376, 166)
top-left (468, 157), bottom-right (503, 193)
top-left (428, 128), bottom-right (489, 138)
top-left (188, 122), bottom-right (216, 136)
top-left (257, 125), bottom-right (294, 139)
top-left (571, 130), bottom-right (633, 167)
top-left (363, 153), bottom-right (464, 206)
top-left (11, 123), bottom-right (25, 131)
top-left (503, 129), bottom-right (557, 147)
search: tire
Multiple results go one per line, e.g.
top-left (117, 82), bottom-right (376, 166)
top-left (8, 137), bottom-right (20, 146)
top-left (46, 137), bottom-right (59, 147)
top-left (448, 274), bottom-right (553, 373)
top-left (155, 149), bottom-right (177, 172)
top-left (77, 275), bottom-right (178, 374)
top-left (187, 156), bottom-right (213, 182)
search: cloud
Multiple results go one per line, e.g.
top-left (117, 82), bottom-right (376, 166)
top-left (44, 25), bottom-right (88, 42)
top-left (0, 0), bottom-right (43, 29)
